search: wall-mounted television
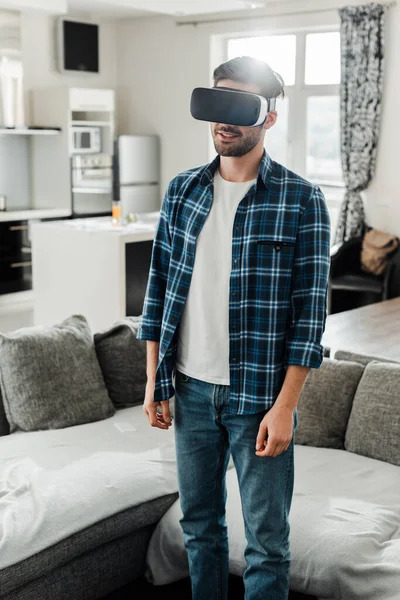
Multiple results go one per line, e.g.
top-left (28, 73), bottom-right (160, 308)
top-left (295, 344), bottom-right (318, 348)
top-left (57, 16), bottom-right (99, 74)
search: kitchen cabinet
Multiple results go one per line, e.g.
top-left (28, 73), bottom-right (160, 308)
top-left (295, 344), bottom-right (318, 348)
top-left (0, 220), bottom-right (32, 295)
top-left (125, 241), bottom-right (154, 317)
top-left (31, 213), bottom-right (159, 332)
top-left (69, 88), bottom-right (115, 112)
top-left (0, 211), bottom-right (71, 298)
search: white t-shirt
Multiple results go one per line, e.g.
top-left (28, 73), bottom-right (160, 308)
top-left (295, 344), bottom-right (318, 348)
top-left (175, 169), bottom-right (257, 385)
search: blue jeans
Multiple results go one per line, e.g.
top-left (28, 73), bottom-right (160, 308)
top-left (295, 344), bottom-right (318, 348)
top-left (173, 369), bottom-right (297, 600)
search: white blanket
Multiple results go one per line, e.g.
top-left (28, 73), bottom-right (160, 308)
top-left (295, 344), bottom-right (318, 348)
top-left (0, 406), bottom-right (178, 570)
top-left (145, 446), bottom-right (400, 600)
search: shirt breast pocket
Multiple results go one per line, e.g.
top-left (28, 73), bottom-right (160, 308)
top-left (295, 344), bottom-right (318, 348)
top-left (256, 239), bottom-right (295, 253)
top-left (254, 239), bottom-right (296, 302)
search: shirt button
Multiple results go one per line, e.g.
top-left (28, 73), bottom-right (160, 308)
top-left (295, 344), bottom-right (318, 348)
top-left (232, 292), bottom-right (236, 296)
top-left (234, 259), bottom-right (238, 264)
top-left (235, 226), bottom-right (239, 231)
top-left (232, 357), bottom-right (237, 362)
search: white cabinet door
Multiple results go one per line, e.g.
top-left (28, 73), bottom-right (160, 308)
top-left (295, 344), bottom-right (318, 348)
top-left (69, 88), bottom-right (115, 112)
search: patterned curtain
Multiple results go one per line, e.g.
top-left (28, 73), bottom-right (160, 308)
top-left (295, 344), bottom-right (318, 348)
top-left (334, 3), bottom-right (385, 244)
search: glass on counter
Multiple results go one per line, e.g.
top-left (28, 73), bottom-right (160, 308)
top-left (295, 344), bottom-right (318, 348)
top-left (112, 201), bottom-right (121, 226)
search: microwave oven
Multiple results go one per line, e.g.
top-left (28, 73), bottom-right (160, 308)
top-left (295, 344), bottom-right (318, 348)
top-left (72, 126), bottom-right (101, 154)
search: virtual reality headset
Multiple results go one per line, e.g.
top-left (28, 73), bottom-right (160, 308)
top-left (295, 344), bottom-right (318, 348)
top-left (190, 86), bottom-right (277, 127)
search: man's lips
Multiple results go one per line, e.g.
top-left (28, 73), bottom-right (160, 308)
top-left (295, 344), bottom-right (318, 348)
top-left (216, 130), bottom-right (241, 141)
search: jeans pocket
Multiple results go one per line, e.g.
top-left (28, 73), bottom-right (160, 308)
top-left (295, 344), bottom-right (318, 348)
top-left (177, 370), bottom-right (190, 383)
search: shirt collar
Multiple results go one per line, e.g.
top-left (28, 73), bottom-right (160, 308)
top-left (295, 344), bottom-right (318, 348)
top-left (200, 149), bottom-right (273, 190)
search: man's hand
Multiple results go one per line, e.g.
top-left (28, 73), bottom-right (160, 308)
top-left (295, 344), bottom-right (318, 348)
top-left (255, 364), bottom-right (309, 457)
top-left (143, 381), bottom-right (172, 430)
top-left (255, 404), bottom-right (294, 458)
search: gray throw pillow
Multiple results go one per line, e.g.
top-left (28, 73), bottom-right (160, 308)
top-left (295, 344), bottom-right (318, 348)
top-left (295, 358), bottom-right (365, 449)
top-left (333, 349), bottom-right (399, 366)
top-left (345, 362), bottom-right (400, 466)
top-left (0, 315), bottom-right (115, 433)
top-left (94, 316), bottom-right (146, 409)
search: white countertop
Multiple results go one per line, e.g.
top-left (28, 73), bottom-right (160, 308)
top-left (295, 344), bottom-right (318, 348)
top-left (0, 208), bottom-right (72, 222)
top-left (31, 212), bottom-right (160, 243)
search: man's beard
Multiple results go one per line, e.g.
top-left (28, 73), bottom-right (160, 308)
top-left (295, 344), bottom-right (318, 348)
top-left (212, 125), bottom-right (263, 157)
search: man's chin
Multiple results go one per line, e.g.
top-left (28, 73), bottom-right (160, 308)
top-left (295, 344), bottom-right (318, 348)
top-left (213, 141), bottom-right (245, 157)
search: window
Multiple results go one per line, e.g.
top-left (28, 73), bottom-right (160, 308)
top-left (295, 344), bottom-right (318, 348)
top-left (305, 32), bottom-right (341, 85)
top-left (228, 35), bottom-right (296, 86)
top-left (226, 30), bottom-right (343, 242)
top-left (306, 96), bottom-right (342, 183)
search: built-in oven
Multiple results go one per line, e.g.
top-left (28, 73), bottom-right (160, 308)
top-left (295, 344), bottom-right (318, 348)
top-left (72, 126), bottom-right (102, 154)
top-left (71, 154), bottom-right (113, 217)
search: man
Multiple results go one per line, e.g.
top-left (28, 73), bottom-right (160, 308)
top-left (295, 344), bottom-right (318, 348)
top-left (137, 56), bottom-right (331, 600)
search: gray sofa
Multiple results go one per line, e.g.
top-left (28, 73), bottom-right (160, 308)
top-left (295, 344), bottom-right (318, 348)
top-left (0, 495), bottom-right (178, 600)
top-left (0, 315), bottom-right (179, 600)
top-left (1, 312), bottom-right (399, 600)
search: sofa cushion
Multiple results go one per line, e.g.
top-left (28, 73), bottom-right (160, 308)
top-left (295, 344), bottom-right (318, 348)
top-left (295, 358), bottom-right (365, 449)
top-left (0, 314), bottom-right (115, 433)
top-left (333, 349), bottom-right (399, 366)
top-left (94, 316), bottom-right (146, 408)
top-left (345, 361), bottom-right (400, 466)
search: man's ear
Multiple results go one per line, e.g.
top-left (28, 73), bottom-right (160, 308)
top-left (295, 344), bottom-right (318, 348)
top-left (263, 111), bottom-right (278, 131)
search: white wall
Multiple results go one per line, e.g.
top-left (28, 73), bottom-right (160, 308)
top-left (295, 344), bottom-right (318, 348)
top-left (116, 1), bottom-right (400, 236)
top-left (21, 11), bottom-right (117, 122)
top-left (116, 14), bottom-right (210, 198)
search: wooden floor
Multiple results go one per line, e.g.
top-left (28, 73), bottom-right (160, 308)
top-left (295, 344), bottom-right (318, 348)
top-left (102, 575), bottom-right (316, 600)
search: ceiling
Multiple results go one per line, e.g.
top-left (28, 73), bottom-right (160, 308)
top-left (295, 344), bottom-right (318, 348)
top-left (67, 0), bottom-right (272, 19)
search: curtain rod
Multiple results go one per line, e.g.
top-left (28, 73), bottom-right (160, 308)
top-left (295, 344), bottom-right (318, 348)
top-left (175, 1), bottom-right (396, 27)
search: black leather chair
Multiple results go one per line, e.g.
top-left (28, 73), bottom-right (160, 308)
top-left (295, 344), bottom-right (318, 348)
top-left (328, 235), bottom-right (400, 315)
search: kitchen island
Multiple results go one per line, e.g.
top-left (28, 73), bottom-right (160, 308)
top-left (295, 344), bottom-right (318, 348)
top-left (31, 213), bottom-right (159, 333)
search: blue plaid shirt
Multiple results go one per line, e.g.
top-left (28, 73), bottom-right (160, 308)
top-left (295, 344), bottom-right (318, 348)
top-left (137, 151), bottom-right (331, 414)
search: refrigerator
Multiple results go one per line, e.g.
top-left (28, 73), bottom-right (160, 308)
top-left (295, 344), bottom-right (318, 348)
top-left (113, 135), bottom-right (161, 216)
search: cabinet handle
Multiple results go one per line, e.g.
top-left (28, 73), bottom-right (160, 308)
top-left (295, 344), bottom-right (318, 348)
top-left (11, 261), bottom-right (32, 268)
top-left (9, 225), bottom-right (28, 231)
